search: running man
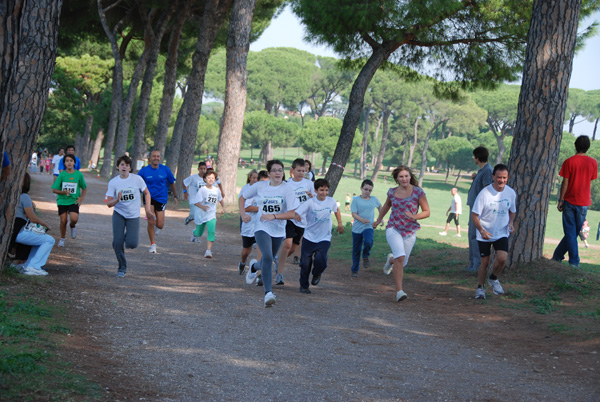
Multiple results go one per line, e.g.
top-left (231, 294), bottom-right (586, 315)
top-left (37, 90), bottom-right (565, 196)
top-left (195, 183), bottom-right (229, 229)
top-left (138, 150), bottom-right (178, 253)
top-left (439, 187), bottom-right (462, 237)
top-left (58, 145), bottom-right (81, 172)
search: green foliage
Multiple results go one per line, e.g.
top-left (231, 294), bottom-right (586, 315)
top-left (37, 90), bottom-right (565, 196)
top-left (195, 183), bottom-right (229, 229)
top-left (299, 117), bottom-right (342, 158)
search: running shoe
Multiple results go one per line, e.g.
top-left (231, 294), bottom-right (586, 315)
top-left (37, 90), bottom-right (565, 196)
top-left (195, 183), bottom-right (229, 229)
top-left (439, 231), bottom-right (447, 236)
top-left (58, 238), bottom-right (65, 247)
top-left (292, 256), bottom-right (300, 265)
top-left (116, 272), bottom-right (125, 278)
top-left (396, 290), bottom-right (408, 302)
top-left (23, 267), bottom-right (48, 276)
top-left (204, 249), bottom-right (213, 258)
top-left (487, 278), bottom-right (504, 295)
top-left (238, 262), bottom-right (246, 275)
top-left (363, 257), bottom-right (370, 268)
top-left (264, 292), bottom-right (276, 307)
top-left (383, 253), bottom-right (394, 275)
top-left (455, 233), bottom-right (462, 237)
top-left (311, 275), bottom-right (321, 286)
top-left (351, 272), bottom-right (358, 278)
top-left (475, 287), bottom-right (486, 299)
top-left (256, 275), bottom-right (263, 286)
top-left (149, 244), bottom-right (157, 253)
top-left (275, 273), bottom-right (285, 285)
top-left (70, 226), bottom-right (77, 239)
top-left (184, 216), bottom-right (193, 225)
top-left (190, 235), bottom-right (198, 243)
top-left (299, 287), bottom-right (311, 294)
top-left (154, 226), bottom-right (161, 235)
top-left (246, 259), bottom-right (258, 284)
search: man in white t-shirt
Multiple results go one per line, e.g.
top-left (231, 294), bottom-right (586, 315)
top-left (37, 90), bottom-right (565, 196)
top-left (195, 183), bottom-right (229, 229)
top-left (471, 164), bottom-right (516, 300)
top-left (439, 187), bottom-right (462, 237)
top-left (51, 148), bottom-right (64, 183)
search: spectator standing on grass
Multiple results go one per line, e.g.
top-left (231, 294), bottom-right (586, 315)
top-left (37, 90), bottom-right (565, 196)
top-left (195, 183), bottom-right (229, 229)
top-left (373, 166), bottom-right (430, 303)
top-left (106, 155), bottom-right (154, 277)
top-left (350, 179), bottom-right (381, 277)
top-left (471, 164), bottom-right (516, 300)
top-left (294, 179), bottom-right (344, 294)
top-left (552, 135), bottom-right (597, 267)
top-left (466, 146), bottom-right (493, 272)
top-left (138, 149), bottom-right (178, 254)
top-left (439, 187), bottom-right (462, 237)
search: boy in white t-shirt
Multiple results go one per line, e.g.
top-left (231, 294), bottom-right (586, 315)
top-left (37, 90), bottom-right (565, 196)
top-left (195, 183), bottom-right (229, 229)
top-left (183, 162), bottom-right (208, 226)
top-left (294, 179), bottom-right (344, 293)
top-left (190, 170), bottom-right (226, 258)
top-left (471, 164), bottom-right (516, 300)
top-left (439, 187), bottom-right (462, 237)
top-left (106, 155), bottom-right (154, 277)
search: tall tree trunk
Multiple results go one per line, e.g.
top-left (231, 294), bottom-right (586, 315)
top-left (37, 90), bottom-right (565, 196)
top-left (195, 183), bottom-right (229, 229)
top-left (165, 102), bottom-right (186, 173)
top-left (81, 114), bottom-right (94, 164)
top-left (175, 0), bottom-right (233, 197)
top-left (506, 0), bottom-right (581, 268)
top-left (154, 1), bottom-right (190, 157)
top-left (593, 117), bottom-right (598, 140)
top-left (359, 106), bottom-right (369, 180)
top-left (418, 120), bottom-right (443, 187)
top-left (217, 0), bottom-right (256, 205)
top-left (407, 116), bottom-right (419, 168)
top-left (371, 108), bottom-right (391, 182)
top-left (453, 168), bottom-right (462, 186)
top-left (90, 129), bottom-right (104, 169)
top-left (324, 41), bottom-right (398, 196)
top-left (0, 0), bottom-right (62, 271)
top-left (401, 137), bottom-right (407, 165)
top-left (131, 6), bottom-right (175, 169)
top-left (99, 67), bottom-right (122, 177)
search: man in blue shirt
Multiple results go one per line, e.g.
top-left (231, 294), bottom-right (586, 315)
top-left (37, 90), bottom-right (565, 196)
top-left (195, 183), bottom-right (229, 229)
top-left (58, 145), bottom-right (81, 172)
top-left (138, 149), bottom-right (178, 253)
top-left (466, 146), bottom-right (493, 272)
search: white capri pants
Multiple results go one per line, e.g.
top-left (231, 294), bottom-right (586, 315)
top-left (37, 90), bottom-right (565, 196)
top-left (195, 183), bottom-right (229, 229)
top-left (386, 227), bottom-right (417, 267)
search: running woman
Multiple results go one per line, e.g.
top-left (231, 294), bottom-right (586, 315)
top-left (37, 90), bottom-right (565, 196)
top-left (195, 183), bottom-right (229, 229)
top-left (238, 160), bottom-right (298, 307)
top-left (138, 149), bottom-right (178, 253)
top-left (373, 166), bottom-right (430, 302)
top-left (190, 170), bottom-right (226, 258)
top-left (51, 154), bottom-right (87, 247)
top-left (106, 155), bottom-right (155, 277)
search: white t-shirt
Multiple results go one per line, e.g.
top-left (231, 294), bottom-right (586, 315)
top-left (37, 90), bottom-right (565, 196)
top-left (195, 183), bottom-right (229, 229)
top-left (472, 184), bottom-right (517, 242)
top-left (451, 194), bottom-right (462, 214)
top-left (239, 183), bottom-right (258, 237)
top-left (52, 155), bottom-right (63, 175)
top-left (106, 174), bottom-right (147, 219)
top-left (183, 174), bottom-right (204, 201)
top-left (285, 178), bottom-right (315, 229)
top-left (31, 153), bottom-right (37, 165)
top-left (295, 197), bottom-right (338, 243)
top-left (191, 185), bottom-right (222, 224)
top-left (241, 180), bottom-right (299, 238)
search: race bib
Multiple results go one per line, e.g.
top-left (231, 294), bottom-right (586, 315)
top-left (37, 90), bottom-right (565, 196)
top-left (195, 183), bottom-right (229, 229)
top-left (295, 188), bottom-right (309, 204)
top-left (120, 187), bottom-right (136, 202)
top-left (262, 196), bottom-right (283, 214)
top-left (62, 182), bottom-right (77, 194)
top-left (207, 195), bottom-right (218, 204)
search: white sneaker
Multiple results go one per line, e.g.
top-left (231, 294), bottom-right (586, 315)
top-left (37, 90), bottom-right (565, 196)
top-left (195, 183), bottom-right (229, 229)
top-left (439, 231), bottom-right (447, 236)
top-left (204, 249), bottom-right (213, 258)
top-left (264, 292), bottom-right (276, 307)
top-left (149, 244), bottom-right (157, 253)
top-left (23, 267), bottom-right (48, 276)
top-left (246, 259), bottom-right (258, 284)
top-left (58, 238), bottom-right (65, 247)
top-left (487, 278), bottom-right (504, 295)
top-left (383, 253), bottom-right (394, 275)
top-left (475, 287), bottom-right (486, 299)
top-left (455, 233), bottom-right (462, 237)
top-left (396, 290), bottom-right (408, 302)
top-left (70, 226), bottom-right (77, 239)
top-left (190, 235), bottom-right (201, 243)
top-left (154, 226), bottom-right (161, 235)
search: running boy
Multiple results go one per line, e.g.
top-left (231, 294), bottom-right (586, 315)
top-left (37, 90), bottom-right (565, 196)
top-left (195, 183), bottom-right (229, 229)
top-left (191, 170), bottom-right (226, 258)
top-left (294, 179), bottom-right (344, 293)
top-left (350, 179), bottom-right (381, 276)
top-left (183, 162), bottom-right (207, 226)
top-left (51, 154), bottom-right (87, 247)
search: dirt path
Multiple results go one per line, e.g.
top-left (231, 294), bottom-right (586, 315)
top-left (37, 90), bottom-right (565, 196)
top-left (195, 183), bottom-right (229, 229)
top-left (20, 172), bottom-right (600, 401)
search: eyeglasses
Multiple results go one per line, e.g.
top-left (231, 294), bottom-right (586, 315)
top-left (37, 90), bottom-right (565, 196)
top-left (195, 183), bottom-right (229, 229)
top-left (270, 169), bottom-right (283, 173)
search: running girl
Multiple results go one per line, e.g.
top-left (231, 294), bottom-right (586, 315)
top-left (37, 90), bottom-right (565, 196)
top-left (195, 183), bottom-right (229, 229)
top-left (51, 154), bottom-right (87, 247)
top-left (191, 170), bottom-right (226, 258)
top-left (373, 166), bottom-right (430, 302)
top-left (237, 170), bottom-right (264, 274)
top-left (238, 160), bottom-right (298, 307)
top-left (350, 179), bottom-right (381, 276)
top-left (106, 155), bottom-right (155, 277)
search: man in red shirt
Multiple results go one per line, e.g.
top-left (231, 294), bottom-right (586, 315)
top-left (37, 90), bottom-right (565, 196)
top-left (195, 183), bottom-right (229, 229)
top-left (552, 136), bottom-right (598, 267)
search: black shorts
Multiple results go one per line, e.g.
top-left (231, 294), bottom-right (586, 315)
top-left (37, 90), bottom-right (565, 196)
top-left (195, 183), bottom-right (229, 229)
top-left (58, 204), bottom-right (79, 215)
top-left (478, 237), bottom-right (509, 257)
top-left (285, 220), bottom-right (305, 245)
top-left (242, 236), bottom-right (256, 249)
top-left (446, 213), bottom-right (459, 225)
top-left (150, 198), bottom-right (167, 212)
